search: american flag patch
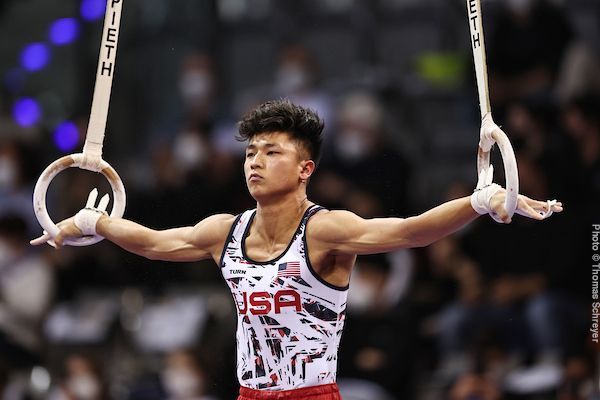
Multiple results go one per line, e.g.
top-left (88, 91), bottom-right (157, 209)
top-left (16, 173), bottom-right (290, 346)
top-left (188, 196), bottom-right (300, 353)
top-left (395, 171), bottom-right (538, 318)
top-left (277, 261), bottom-right (301, 277)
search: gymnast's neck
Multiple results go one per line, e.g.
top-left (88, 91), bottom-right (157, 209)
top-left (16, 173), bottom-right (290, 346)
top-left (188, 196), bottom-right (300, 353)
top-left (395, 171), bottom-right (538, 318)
top-left (253, 192), bottom-right (313, 242)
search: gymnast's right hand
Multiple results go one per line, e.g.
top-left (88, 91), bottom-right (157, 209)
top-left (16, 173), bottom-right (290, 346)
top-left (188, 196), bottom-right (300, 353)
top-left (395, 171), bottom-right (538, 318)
top-left (30, 188), bottom-right (109, 248)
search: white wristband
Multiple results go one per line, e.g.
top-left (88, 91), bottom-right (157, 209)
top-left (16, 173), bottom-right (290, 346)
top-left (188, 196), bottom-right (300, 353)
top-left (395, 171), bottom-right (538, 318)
top-left (470, 183), bottom-right (503, 222)
top-left (74, 208), bottom-right (105, 236)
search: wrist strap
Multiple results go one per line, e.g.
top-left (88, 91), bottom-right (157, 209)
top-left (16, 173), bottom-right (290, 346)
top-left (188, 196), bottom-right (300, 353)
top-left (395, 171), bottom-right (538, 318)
top-left (471, 183), bottom-right (503, 222)
top-left (74, 208), bottom-right (106, 236)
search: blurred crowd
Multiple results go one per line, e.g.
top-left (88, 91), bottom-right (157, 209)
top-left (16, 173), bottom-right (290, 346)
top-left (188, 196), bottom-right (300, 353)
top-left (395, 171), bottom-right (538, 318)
top-left (0, 0), bottom-right (598, 399)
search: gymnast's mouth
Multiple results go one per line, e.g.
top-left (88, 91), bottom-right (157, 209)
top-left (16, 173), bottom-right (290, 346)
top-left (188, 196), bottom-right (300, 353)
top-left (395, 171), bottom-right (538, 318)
top-left (248, 173), bottom-right (263, 182)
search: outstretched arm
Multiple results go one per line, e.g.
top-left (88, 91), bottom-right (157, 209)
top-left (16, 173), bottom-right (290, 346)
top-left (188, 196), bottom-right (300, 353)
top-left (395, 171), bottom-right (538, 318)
top-left (31, 213), bottom-right (234, 262)
top-left (311, 189), bottom-right (562, 255)
top-left (95, 214), bottom-right (234, 261)
top-left (30, 189), bottom-right (235, 262)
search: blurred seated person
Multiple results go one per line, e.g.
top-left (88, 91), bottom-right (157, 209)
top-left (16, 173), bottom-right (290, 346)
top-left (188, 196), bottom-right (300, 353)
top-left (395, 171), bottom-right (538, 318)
top-left (273, 44), bottom-right (334, 134)
top-left (129, 349), bottom-right (218, 400)
top-left (339, 253), bottom-right (416, 398)
top-left (0, 214), bottom-right (54, 369)
top-left (449, 372), bottom-right (501, 400)
top-left (0, 139), bottom-right (40, 236)
top-left (312, 91), bottom-right (411, 217)
top-left (48, 354), bottom-right (107, 400)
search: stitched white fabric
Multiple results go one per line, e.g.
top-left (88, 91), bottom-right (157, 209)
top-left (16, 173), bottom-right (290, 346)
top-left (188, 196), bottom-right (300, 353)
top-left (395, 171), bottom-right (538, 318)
top-left (471, 165), bottom-right (504, 223)
top-left (74, 208), bottom-right (105, 236)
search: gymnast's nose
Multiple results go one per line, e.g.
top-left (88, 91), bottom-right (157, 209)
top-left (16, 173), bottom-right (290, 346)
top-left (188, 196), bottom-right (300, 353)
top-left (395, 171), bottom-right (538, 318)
top-left (249, 153), bottom-right (264, 169)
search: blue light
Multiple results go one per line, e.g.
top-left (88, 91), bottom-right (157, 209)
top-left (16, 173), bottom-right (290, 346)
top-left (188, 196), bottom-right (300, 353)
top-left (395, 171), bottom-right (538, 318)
top-left (20, 43), bottom-right (50, 72)
top-left (49, 18), bottom-right (80, 45)
top-left (13, 98), bottom-right (41, 127)
top-left (53, 121), bottom-right (80, 152)
top-left (80, 0), bottom-right (106, 21)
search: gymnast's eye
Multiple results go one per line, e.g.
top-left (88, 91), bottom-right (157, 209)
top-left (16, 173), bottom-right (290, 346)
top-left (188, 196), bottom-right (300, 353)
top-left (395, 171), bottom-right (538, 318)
top-left (245, 152), bottom-right (254, 158)
top-left (267, 151), bottom-right (279, 156)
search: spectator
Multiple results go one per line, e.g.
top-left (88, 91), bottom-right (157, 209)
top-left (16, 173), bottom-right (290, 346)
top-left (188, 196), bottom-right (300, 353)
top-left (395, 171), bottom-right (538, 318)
top-left (160, 350), bottom-right (218, 400)
top-left (313, 91), bottom-right (412, 217)
top-left (555, 43), bottom-right (600, 103)
top-left (428, 235), bottom-right (489, 380)
top-left (272, 44), bottom-right (334, 135)
top-left (557, 355), bottom-right (598, 400)
top-left (0, 139), bottom-right (40, 236)
top-left (47, 354), bottom-right (107, 400)
top-left (0, 214), bottom-right (54, 369)
top-left (339, 253), bottom-right (416, 399)
top-left (449, 372), bottom-right (500, 400)
top-left (129, 349), bottom-right (218, 400)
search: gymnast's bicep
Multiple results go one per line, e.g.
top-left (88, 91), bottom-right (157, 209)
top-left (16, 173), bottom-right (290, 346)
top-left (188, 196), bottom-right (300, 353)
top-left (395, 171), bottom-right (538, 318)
top-left (309, 210), bottom-right (414, 256)
top-left (145, 214), bottom-right (235, 262)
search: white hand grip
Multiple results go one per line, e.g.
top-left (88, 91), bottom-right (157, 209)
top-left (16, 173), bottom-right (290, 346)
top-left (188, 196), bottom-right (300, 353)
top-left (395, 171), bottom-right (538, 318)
top-left (32, 153), bottom-right (126, 246)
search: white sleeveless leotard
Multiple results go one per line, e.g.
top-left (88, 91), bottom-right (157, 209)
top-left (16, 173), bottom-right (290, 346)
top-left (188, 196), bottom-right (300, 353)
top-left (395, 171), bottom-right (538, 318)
top-left (219, 205), bottom-right (348, 390)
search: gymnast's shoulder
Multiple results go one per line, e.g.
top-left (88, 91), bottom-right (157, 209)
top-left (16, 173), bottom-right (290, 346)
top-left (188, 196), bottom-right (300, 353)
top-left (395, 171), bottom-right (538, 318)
top-left (190, 213), bottom-right (237, 243)
top-left (306, 209), bottom-right (366, 239)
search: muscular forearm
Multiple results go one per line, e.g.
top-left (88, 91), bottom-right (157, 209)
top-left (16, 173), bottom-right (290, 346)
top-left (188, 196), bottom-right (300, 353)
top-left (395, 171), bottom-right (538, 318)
top-left (404, 197), bottom-right (478, 247)
top-left (96, 215), bottom-right (163, 258)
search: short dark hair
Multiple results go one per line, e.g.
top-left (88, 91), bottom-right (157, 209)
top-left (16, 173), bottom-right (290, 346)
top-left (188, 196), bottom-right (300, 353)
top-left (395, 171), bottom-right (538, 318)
top-left (237, 99), bottom-right (324, 164)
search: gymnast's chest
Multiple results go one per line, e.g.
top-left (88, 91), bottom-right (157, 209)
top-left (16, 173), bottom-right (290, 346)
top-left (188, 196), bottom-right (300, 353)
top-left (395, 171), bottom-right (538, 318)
top-left (221, 261), bottom-right (278, 291)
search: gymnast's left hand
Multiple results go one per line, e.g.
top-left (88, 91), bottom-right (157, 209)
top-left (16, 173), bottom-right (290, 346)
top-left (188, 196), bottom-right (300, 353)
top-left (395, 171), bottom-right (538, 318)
top-left (489, 190), bottom-right (563, 223)
top-left (30, 218), bottom-right (84, 248)
top-left (470, 165), bottom-right (563, 223)
top-left (30, 188), bottom-right (108, 248)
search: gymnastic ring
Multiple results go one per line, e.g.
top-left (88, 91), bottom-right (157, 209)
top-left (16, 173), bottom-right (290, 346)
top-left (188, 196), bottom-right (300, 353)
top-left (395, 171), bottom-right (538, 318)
top-left (33, 153), bottom-right (126, 246)
top-left (477, 125), bottom-right (519, 219)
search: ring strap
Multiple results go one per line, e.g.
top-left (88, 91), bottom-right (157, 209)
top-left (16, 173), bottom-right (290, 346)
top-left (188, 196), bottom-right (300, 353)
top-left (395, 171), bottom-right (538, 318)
top-left (81, 0), bottom-right (124, 172)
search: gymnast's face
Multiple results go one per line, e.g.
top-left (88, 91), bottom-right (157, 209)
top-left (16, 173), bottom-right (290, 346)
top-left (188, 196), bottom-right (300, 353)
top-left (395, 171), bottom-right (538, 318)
top-left (244, 132), bottom-right (313, 200)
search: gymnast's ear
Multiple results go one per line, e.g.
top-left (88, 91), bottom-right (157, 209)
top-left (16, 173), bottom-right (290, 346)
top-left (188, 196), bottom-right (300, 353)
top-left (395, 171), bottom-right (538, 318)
top-left (299, 160), bottom-right (315, 182)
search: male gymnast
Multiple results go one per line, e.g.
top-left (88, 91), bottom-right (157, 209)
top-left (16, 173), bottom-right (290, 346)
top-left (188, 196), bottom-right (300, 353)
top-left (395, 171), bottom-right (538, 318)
top-left (32, 100), bottom-right (562, 400)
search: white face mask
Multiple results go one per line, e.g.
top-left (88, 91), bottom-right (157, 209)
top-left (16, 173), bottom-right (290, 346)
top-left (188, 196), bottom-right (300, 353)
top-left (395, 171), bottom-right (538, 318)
top-left (276, 64), bottom-right (310, 95)
top-left (162, 368), bottom-right (204, 399)
top-left (347, 274), bottom-right (378, 313)
top-left (0, 156), bottom-right (17, 190)
top-left (179, 71), bottom-right (214, 105)
top-left (334, 131), bottom-right (369, 161)
top-left (67, 374), bottom-right (100, 400)
top-left (173, 132), bottom-right (208, 171)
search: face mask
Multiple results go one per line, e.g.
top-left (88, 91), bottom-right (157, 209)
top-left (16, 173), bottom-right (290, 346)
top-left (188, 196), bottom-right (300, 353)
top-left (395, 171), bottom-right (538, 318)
top-left (276, 64), bottom-right (310, 94)
top-left (179, 71), bottom-right (214, 105)
top-left (67, 374), bottom-right (100, 400)
top-left (347, 274), bottom-right (378, 313)
top-left (173, 133), bottom-right (208, 171)
top-left (0, 156), bottom-right (17, 190)
top-left (162, 368), bottom-right (203, 398)
top-left (334, 131), bottom-right (369, 161)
